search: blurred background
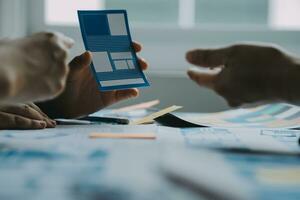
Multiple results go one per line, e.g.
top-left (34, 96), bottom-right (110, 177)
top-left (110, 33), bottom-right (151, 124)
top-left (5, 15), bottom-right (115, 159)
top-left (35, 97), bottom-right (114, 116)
top-left (1, 0), bottom-right (300, 112)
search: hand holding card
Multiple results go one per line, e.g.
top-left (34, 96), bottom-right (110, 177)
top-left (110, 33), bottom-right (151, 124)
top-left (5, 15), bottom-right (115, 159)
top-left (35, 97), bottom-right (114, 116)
top-left (78, 10), bottom-right (150, 91)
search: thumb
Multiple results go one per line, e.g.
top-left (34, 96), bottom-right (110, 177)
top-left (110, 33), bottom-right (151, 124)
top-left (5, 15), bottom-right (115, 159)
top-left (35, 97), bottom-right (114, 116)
top-left (115, 89), bottom-right (139, 102)
top-left (187, 68), bottom-right (219, 89)
top-left (69, 51), bottom-right (92, 69)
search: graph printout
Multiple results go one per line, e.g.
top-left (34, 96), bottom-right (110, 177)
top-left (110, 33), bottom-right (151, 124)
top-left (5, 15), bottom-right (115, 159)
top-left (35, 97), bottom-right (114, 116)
top-left (181, 103), bottom-right (300, 129)
top-left (78, 10), bottom-right (149, 91)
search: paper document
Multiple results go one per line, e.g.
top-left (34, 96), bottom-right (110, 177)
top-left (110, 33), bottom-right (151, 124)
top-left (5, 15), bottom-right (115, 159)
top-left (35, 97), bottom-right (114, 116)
top-left (160, 148), bottom-right (253, 200)
top-left (160, 146), bottom-right (300, 200)
top-left (158, 127), bottom-right (300, 155)
top-left (157, 103), bottom-right (300, 129)
top-left (78, 10), bottom-right (149, 91)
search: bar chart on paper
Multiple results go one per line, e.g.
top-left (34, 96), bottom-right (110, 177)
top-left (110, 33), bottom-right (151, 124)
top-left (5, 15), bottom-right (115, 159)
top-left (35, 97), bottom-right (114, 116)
top-left (181, 103), bottom-right (300, 129)
top-left (78, 10), bottom-right (149, 91)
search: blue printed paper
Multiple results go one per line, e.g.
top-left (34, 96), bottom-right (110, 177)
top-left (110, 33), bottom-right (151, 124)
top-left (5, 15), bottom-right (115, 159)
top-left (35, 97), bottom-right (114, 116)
top-left (78, 10), bottom-right (150, 91)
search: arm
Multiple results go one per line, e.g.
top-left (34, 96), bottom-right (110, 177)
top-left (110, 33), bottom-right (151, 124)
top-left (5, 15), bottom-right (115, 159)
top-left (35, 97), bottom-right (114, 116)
top-left (0, 32), bottom-right (73, 104)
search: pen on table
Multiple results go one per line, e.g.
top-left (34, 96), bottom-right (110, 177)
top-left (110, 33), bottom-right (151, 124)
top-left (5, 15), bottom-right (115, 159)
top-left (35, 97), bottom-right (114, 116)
top-left (55, 119), bottom-right (93, 125)
top-left (55, 116), bottom-right (129, 125)
top-left (79, 116), bottom-right (129, 124)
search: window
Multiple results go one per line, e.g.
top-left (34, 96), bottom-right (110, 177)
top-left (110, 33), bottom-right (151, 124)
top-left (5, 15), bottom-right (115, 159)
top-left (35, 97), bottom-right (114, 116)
top-left (105, 0), bottom-right (179, 25)
top-left (269, 0), bottom-right (300, 30)
top-left (44, 0), bottom-right (178, 26)
top-left (195, 0), bottom-right (269, 28)
top-left (27, 0), bottom-right (300, 75)
top-left (45, 0), bottom-right (103, 25)
top-left (44, 0), bottom-right (300, 30)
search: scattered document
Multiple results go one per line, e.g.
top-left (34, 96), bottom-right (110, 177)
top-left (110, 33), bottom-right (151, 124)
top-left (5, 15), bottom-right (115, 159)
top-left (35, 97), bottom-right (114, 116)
top-left (78, 10), bottom-right (149, 91)
top-left (160, 146), bottom-right (300, 200)
top-left (160, 148), bottom-right (253, 200)
top-left (158, 127), bottom-right (300, 155)
top-left (1, 124), bottom-right (300, 199)
top-left (156, 103), bottom-right (300, 129)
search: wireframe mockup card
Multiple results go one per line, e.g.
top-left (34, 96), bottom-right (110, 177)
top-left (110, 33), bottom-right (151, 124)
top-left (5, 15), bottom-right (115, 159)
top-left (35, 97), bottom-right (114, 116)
top-left (78, 10), bottom-right (150, 91)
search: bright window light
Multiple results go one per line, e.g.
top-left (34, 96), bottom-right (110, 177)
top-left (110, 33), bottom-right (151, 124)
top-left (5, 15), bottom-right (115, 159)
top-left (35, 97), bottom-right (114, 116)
top-left (269, 0), bottom-right (300, 30)
top-left (45, 0), bottom-right (104, 25)
top-left (44, 0), bottom-right (300, 30)
top-left (45, 0), bottom-right (177, 26)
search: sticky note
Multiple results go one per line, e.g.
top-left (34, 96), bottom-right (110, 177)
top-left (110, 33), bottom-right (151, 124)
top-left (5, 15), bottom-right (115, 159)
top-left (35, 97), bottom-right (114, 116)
top-left (78, 10), bottom-right (150, 91)
top-left (89, 133), bottom-right (156, 140)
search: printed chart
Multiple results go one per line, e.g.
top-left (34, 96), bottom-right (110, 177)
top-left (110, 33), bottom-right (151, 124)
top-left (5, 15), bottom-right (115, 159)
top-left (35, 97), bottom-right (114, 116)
top-left (182, 103), bottom-right (300, 129)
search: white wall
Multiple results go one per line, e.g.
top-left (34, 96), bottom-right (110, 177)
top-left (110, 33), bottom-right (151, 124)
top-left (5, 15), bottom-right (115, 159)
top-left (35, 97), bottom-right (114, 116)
top-left (0, 0), bottom-right (27, 38)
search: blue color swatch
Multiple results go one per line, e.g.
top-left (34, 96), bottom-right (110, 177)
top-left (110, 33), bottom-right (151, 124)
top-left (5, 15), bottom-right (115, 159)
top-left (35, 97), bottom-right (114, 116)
top-left (78, 10), bottom-right (149, 91)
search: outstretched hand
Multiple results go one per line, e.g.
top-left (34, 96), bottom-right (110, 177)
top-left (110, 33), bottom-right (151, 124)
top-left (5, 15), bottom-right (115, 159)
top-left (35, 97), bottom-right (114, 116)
top-left (38, 42), bottom-right (148, 118)
top-left (186, 44), bottom-right (300, 107)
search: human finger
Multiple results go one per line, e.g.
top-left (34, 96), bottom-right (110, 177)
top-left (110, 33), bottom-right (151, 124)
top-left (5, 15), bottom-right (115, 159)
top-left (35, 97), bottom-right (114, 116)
top-left (69, 51), bottom-right (93, 70)
top-left (187, 70), bottom-right (243, 107)
top-left (28, 103), bottom-right (56, 128)
top-left (28, 103), bottom-right (48, 117)
top-left (138, 57), bottom-right (148, 70)
top-left (115, 89), bottom-right (139, 102)
top-left (0, 112), bottom-right (46, 130)
top-left (186, 47), bottom-right (231, 68)
top-left (0, 104), bottom-right (55, 128)
top-left (132, 41), bottom-right (142, 52)
top-left (0, 104), bottom-right (43, 120)
top-left (187, 69), bottom-right (219, 89)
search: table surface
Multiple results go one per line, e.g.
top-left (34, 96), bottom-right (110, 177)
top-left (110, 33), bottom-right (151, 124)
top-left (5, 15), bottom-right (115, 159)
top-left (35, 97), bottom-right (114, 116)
top-left (0, 112), bottom-right (300, 200)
